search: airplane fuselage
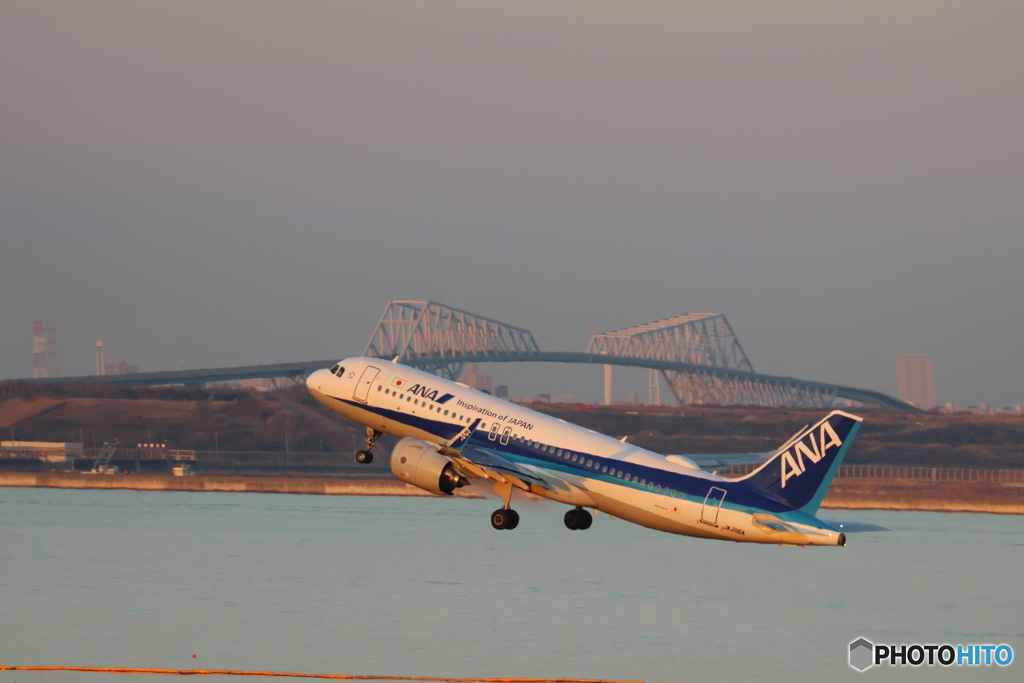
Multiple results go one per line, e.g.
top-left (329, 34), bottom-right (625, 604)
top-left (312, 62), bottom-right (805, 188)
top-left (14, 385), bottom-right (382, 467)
top-left (307, 357), bottom-right (851, 546)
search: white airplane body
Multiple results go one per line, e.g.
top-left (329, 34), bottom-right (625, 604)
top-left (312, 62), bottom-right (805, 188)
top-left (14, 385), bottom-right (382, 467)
top-left (307, 357), bottom-right (863, 546)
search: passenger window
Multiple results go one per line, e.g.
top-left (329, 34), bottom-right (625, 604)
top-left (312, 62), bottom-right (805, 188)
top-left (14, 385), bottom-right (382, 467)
top-left (488, 422), bottom-right (500, 441)
top-left (602, 465), bottom-right (608, 473)
top-left (377, 386), bottom-right (382, 391)
top-left (444, 410), bottom-right (449, 416)
top-left (586, 459), bottom-right (592, 467)
top-left (500, 427), bottom-right (512, 446)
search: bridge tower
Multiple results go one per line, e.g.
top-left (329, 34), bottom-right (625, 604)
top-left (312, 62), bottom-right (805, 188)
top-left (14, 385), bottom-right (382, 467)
top-left (586, 313), bottom-right (838, 408)
top-left (364, 301), bottom-right (540, 381)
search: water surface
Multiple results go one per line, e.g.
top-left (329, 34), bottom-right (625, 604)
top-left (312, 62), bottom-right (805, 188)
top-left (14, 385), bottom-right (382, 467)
top-left (1, 488), bottom-right (1021, 682)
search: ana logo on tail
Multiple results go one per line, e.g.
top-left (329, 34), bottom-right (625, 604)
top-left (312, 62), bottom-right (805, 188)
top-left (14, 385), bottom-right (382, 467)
top-left (779, 421), bottom-right (844, 488)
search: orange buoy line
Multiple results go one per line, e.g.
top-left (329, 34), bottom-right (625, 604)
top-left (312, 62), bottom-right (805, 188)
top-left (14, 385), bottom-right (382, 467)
top-left (0, 667), bottom-right (650, 683)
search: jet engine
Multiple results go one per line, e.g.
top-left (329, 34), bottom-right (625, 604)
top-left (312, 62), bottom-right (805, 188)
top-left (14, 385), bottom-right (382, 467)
top-left (390, 438), bottom-right (469, 496)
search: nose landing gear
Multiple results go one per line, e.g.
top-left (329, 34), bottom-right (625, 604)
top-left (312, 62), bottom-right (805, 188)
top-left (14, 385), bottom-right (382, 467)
top-left (564, 507), bottom-right (593, 530)
top-left (356, 428), bottom-right (382, 464)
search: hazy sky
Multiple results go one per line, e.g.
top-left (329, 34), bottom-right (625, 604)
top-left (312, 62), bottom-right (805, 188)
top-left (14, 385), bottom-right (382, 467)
top-left (2, 1), bottom-right (1022, 407)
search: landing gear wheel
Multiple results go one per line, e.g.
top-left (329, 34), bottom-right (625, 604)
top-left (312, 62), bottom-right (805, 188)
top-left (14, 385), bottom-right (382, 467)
top-left (504, 509), bottom-right (520, 530)
top-left (564, 508), bottom-right (593, 530)
top-left (564, 509), bottom-right (580, 530)
top-left (359, 428), bottom-right (381, 463)
top-left (491, 508), bottom-right (519, 530)
top-left (577, 509), bottom-right (593, 530)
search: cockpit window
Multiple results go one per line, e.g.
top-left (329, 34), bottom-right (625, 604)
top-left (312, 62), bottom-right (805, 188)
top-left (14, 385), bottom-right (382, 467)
top-left (329, 364), bottom-right (340, 374)
top-left (334, 366), bottom-right (345, 377)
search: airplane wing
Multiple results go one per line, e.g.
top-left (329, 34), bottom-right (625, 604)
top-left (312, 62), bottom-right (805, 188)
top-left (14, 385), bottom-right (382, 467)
top-left (683, 451), bottom-right (773, 471)
top-left (423, 419), bottom-right (558, 493)
top-left (448, 445), bottom-right (552, 492)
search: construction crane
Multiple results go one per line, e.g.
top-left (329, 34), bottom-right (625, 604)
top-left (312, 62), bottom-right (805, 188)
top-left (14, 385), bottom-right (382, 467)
top-left (89, 440), bottom-right (118, 474)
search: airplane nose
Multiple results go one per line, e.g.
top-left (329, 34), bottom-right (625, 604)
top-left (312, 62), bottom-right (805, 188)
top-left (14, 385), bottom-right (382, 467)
top-left (306, 369), bottom-right (329, 396)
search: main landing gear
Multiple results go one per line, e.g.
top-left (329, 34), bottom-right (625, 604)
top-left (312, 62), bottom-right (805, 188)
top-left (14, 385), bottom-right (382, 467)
top-left (356, 428), bottom-right (381, 464)
top-left (564, 507), bottom-right (593, 530)
top-left (490, 508), bottom-right (520, 530)
top-left (490, 480), bottom-right (519, 530)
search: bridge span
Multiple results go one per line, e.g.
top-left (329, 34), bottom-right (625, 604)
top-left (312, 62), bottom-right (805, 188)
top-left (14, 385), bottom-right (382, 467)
top-left (16, 300), bottom-right (914, 411)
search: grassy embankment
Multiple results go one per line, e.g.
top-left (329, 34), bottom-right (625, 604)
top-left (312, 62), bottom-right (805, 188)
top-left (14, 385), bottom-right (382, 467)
top-left (2, 382), bottom-right (1023, 468)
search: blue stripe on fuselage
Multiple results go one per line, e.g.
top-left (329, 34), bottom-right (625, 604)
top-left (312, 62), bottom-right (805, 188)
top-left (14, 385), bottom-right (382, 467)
top-left (327, 394), bottom-right (794, 514)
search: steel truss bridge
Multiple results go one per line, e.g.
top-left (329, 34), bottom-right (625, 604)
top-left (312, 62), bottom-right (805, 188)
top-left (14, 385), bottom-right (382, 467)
top-left (19, 300), bottom-right (913, 411)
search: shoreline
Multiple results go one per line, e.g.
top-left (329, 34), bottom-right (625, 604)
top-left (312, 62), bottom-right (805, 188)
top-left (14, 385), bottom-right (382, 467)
top-left (820, 478), bottom-right (1024, 515)
top-left (0, 471), bottom-right (483, 499)
top-left (2, 472), bottom-right (1022, 514)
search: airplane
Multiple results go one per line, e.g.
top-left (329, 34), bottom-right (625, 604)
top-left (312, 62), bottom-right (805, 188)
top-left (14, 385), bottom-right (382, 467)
top-left (306, 357), bottom-right (864, 546)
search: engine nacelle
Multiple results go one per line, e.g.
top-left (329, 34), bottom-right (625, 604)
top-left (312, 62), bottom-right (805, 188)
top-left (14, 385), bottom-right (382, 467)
top-left (390, 438), bottom-right (469, 496)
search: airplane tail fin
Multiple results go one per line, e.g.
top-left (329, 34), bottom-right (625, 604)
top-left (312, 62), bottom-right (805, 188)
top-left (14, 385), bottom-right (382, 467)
top-left (735, 410), bottom-right (863, 516)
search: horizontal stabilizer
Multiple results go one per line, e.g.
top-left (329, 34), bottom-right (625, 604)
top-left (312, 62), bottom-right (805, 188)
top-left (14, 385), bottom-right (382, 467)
top-left (683, 452), bottom-right (772, 471)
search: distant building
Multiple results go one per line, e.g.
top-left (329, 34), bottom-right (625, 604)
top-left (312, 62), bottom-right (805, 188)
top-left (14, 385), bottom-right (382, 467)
top-left (896, 355), bottom-right (935, 409)
top-left (95, 340), bottom-right (137, 376)
top-left (95, 340), bottom-right (106, 376)
top-left (457, 364), bottom-right (493, 393)
top-left (105, 359), bottom-right (139, 375)
top-left (1, 441), bottom-right (82, 461)
top-left (32, 320), bottom-right (58, 378)
top-left (536, 393), bottom-right (551, 403)
top-left (495, 385), bottom-right (509, 398)
top-left (626, 392), bottom-right (640, 405)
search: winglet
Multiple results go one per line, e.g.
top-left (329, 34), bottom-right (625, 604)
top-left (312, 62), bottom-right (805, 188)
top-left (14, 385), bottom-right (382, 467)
top-left (444, 418), bottom-right (481, 453)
